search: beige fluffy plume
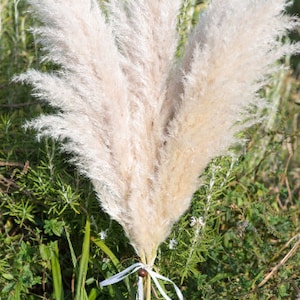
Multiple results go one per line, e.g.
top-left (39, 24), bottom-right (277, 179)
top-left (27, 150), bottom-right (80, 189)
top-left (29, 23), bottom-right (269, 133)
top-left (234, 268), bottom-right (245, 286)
top-left (17, 0), bottom-right (299, 269)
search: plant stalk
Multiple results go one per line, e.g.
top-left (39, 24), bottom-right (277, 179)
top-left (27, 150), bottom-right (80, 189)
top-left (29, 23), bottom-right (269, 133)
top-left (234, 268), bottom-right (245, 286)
top-left (143, 248), bottom-right (158, 300)
top-left (145, 274), bottom-right (151, 300)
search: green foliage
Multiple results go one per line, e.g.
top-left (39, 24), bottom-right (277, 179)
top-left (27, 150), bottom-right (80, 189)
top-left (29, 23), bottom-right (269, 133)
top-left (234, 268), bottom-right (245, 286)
top-left (176, 0), bottom-right (210, 56)
top-left (0, 240), bottom-right (41, 299)
top-left (1, 0), bottom-right (299, 299)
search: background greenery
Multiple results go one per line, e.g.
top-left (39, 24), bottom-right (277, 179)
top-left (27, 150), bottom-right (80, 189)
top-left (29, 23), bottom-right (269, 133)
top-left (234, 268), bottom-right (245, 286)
top-left (0, 0), bottom-right (299, 299)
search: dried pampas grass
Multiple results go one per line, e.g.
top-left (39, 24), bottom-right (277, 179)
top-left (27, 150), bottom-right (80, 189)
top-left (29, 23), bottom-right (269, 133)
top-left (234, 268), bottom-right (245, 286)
top-left (16, 0), bottom-right (299, 296)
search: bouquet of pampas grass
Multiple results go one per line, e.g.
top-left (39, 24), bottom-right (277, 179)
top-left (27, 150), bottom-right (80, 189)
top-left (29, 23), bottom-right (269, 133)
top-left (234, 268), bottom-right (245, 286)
top-left (16, 0), bottom-right (299, 298)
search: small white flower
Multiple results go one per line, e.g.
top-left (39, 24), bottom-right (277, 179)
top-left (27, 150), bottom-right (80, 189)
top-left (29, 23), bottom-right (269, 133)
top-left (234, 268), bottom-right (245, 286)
top-left (168, 238), bottom-right (178, 250)
top-left (102, 257), bottom-right (110, 264)
top-left (190, 216), bottom-right (205, 227)
top-left (99, 229), bottom-right (108, 240)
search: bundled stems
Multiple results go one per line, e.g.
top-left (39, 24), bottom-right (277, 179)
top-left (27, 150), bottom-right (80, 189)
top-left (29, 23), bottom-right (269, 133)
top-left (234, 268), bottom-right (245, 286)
top-left (140, 248), bottom-right (157, 300)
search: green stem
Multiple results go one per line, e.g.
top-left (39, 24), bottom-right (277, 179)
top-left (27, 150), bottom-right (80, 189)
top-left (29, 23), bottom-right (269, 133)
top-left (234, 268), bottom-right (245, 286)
top-left (145, 275), bottom-right (151, 300)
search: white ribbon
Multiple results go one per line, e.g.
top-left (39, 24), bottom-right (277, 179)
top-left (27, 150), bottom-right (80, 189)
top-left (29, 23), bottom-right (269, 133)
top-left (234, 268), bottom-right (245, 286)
top-left (100, 262), bottom-right (184, 300)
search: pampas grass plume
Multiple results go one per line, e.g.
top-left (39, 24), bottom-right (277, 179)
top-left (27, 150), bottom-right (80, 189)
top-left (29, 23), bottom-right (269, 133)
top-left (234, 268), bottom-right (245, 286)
top-left (17, 0), bottom-right (299, 268)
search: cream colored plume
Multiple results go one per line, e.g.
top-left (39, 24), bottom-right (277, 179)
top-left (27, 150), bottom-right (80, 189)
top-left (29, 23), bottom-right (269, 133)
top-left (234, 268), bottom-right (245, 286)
top-left (17, 0), bottom-right (299, 268)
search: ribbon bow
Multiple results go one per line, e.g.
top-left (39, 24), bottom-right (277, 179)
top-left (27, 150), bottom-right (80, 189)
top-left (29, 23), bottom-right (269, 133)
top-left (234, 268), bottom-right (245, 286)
top-left (100, 262), bottom-right (184, 300)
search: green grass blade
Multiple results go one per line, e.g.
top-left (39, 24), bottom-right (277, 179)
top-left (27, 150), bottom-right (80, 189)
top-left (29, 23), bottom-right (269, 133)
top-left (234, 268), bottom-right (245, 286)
top-left (87, 288), bottom-right (99, 300)
top-left (64, 225), bottom-right (78, 268)
top-left (91, 236), bottom-right (134, 298)
top-left (75, 218), bottom-right (90, 300)
top-left (50, 241), bottom-right (64, 300)
top-left (91, 237), bottom-right (120, 269)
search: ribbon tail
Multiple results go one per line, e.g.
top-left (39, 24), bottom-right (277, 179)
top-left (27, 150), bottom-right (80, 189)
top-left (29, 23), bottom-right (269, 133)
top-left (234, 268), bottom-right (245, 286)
top-left (100, 263), bottom-right (143, 287)
top-left (150, 273), bottom-right (172, 300)
top-left (148, 269), bottom-right (184, 300)
top-left (136, 276), bottom-right (144, 300)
